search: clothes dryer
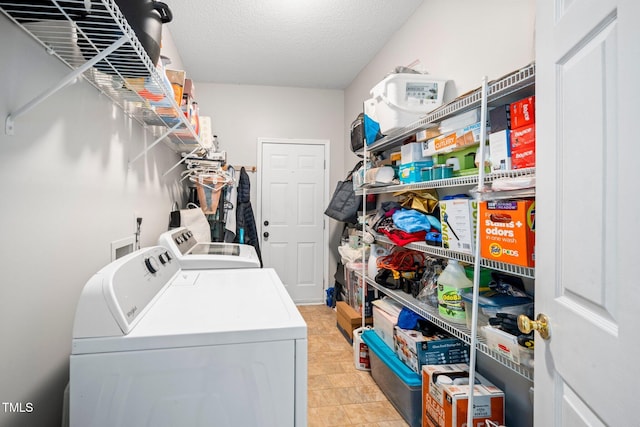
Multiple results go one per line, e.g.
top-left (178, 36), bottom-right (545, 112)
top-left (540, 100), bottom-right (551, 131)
top-left (158, 226), bottom-right (260, 269)
top-left (69, 246), bottom-right (307, 427)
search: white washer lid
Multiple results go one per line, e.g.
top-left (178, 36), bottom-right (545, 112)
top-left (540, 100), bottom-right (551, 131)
top-left (72, 268), bottom-right (307, 355)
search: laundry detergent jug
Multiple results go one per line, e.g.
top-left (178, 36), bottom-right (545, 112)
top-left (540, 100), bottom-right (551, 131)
top-left (437, 259), bottom-right (473, 324)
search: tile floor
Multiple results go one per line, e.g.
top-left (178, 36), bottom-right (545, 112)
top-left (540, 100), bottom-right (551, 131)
top-left (297, 304), bottom-right (409, 427)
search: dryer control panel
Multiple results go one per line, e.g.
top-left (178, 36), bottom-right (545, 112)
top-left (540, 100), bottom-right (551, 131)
top-left (72, 246), bottom-right (179, 339)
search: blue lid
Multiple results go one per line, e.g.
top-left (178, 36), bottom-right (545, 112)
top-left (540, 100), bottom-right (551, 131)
top-left (361, 330), bottom-right (422, 387)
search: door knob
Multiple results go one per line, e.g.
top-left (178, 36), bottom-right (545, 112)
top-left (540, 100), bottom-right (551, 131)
top-left (263, 231), bottom-right (269, 238)
top-left (264, 220), bottom-right (269, 226)
top-left (518, 313), bottom-right (550, 340)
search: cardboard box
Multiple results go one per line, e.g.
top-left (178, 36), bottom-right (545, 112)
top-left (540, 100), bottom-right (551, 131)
top-left (394, 327), bottom-right (470, 375)
top-left (336, 301), bottom-right (373, 343)
top-left (455, 122), bottom-right (483, 148)
top-left (416, 127), bottom-right (441, 142)
top-left (489, 129), bottom-right (512, 171)
top-left (480, 199), bottom-right (535, 267)
top-left (423, 364), bottom-right (505, 427)
top-left (423, 122), bottom-right (483, 157)
top-left (433, 133), bottom-right (457, 153)
top-left (399, 160), bottom-right (434, 184)
top-left (489, 104), bottom-right (510, 133)
top-left (372, 305), bottom-right (398, 350)
top-left (439, 108), bottom-right (481, 134)
top-left (482, 326), bottom-right (533, 366)
top-left (440, 198), bottom-right (478, 255)
top-left (165, 69), bottom-right (186, 106)
top-left (510, 123), bottom-right (536, 169)
top-left (401, 142), bottom-right (430, 164)
top-left (510, 96), bottom-right (535, 129)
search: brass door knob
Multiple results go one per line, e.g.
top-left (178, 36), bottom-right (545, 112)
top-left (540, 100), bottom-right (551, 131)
top-left (518, 313), bottom-right (551, 340)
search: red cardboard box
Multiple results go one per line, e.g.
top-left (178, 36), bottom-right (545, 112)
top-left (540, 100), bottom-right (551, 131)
top-left (510, 124), bottom-right (536, 169)
top-left (480, 199), bottom-right (535, 267)
top-left (422, 364), bottom-right (505, 427)
top-left (510, 96), bottom-right (535, 129)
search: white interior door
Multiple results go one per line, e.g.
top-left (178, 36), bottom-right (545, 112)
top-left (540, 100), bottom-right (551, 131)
top-left (536, 0), bottom-right (640, 425)
top-left (259, 140), bottom-right (327, 304)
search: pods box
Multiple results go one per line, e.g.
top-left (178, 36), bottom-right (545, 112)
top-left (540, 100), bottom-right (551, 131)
top-left (480, 199), bottom-right (535, 267)
top-left (423, 363), bottom-right (505, 427)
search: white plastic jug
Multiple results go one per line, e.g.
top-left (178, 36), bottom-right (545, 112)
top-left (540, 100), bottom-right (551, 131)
top-left (367, 244), bottom-right (389, 279)
top-left (437, 259), bottom-right (473, 324)
top-left (353, 326), bottom-right (372, 371)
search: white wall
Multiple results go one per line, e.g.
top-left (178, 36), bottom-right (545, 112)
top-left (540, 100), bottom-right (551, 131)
top-left (0, 16), bottom-right (186, 427)
top-left (344, 0), bottom-right (536, 165)
top-left (343, 1), bottom-right (536, 426)
top-left (194, 83), bottom-right (345, 286)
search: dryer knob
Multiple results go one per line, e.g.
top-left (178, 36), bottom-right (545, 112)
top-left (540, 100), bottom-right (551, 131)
top-left (158, 253), bottom-right (167, 265)
top-left (165, 251), bottom-right (172, 261)
top-left (144, 257), bottom-right (158, 274)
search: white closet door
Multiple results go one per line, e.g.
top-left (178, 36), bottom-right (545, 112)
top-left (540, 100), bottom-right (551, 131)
top-left (535, 0), bottom-right (640, 425)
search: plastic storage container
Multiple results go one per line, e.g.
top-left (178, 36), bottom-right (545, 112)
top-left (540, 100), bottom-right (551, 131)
top-left (362, 330), bottom-right (422, 427)
top-left (437, 260), bottom-right (473, 324)
top-left (370, 73), bottom-right (448, 134)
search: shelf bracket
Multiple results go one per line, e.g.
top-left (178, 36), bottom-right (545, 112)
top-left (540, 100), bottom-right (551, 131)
top-left (5, 35), bottom-right (129, 135)
top-left (163, 146), bottom-right (202, 178)
top-left (129, 122), bottom-right (182, 165)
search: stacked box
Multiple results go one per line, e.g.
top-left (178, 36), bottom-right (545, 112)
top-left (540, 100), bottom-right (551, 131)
top-left (510, 123), bottom-right (536, 169)
top-left (422, 364), bottom-right (505, 427)
top-left (510, 96), bottom-right (535, 129)
top-left (509, 96), bottom-right (536, 169)
top-left (336, 301), bottom-right (372, 343)
top-left (394, 327), bottom-right (470, 375)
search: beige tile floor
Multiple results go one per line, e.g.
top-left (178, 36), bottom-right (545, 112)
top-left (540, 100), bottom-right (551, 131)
top-left (297, 304), bottom-right (410, 427)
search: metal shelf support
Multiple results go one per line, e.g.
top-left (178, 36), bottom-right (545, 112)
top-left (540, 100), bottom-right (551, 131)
top-left (129, 122), bottom-right (183, 165)
top-left (5, 35), bottom-right (128, 135)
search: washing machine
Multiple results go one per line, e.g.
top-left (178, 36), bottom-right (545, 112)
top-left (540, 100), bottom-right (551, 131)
top-left (69, 246), bottom-right (307, 427)
top-left (158, 226), bottom-right (260, 269)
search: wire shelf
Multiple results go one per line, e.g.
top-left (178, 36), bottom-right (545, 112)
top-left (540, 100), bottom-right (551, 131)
top-left (1, 0), bottom-right (202, 151)
top-left (363, 63), bottom-right (536, 154)
top-left (358, 272), bottom-right (534, 381)
top-left (373, 234), bottom-right (535, 279)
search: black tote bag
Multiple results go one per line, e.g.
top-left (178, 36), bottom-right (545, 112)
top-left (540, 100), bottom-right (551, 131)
top-left (324, 161), bottom-right (363, 223)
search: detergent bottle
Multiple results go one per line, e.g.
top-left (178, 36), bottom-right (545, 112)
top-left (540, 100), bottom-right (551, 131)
top-left (437, 259), bottom-right (473, 324)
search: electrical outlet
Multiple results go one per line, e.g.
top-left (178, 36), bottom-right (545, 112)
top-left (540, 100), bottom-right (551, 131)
top-left (111, 236), bottom-right (135, 261)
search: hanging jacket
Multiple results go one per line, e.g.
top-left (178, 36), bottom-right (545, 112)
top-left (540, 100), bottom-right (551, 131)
top-left (224, 166), bottom-right (238, 243)
top-left (235, 167), bottom-right (263, 266)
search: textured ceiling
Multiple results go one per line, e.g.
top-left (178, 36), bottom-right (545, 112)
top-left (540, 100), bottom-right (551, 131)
top-left (166, 0), bottom-right (424, 89)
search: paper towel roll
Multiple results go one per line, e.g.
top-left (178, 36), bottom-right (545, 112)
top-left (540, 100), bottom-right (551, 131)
top-left (365, 166), bottom-right (395, 183)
